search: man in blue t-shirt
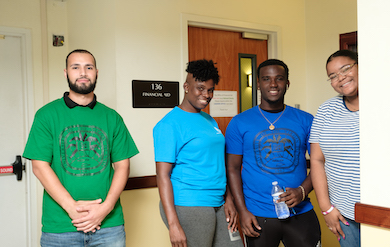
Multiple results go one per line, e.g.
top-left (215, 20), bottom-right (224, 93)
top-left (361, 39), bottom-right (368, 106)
top-left (226, 59), bottom-right (321, 247)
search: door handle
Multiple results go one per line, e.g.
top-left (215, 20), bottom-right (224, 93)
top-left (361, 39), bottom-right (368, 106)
top-left (0, 155), bottom-right (25, 181)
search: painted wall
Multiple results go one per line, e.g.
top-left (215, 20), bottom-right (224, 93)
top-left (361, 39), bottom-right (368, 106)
top-left (121, 188), bottom-right (171, 246)
top-left (0, 0), bottom-right (45, 110)
top-left (358, 0), bottom-right (390, 245)
top-left (47, 0), bottom-right (69, 101)
top-left (304, 1), bottom-right (357, 246)
top-left (305, 0), bottom-right (357, 115)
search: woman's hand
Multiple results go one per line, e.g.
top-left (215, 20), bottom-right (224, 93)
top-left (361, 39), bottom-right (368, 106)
top-left (156, 162), bottom-right (187, 247)
top-left (324, 207), bottom-right (349, 241)
top-left (224, 198), bottom-right (238, 232)
top-left (168, 223), bottom-right (187, 247)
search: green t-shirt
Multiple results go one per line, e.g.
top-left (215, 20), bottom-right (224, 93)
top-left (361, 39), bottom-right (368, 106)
top-left (23, 98), bottom-right (139, 233)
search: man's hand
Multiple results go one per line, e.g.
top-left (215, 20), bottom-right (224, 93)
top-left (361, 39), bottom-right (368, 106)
top-left (71, 200), bottom-right (111, 233)
top-left (67, 199), bottom-right (102, 222)
top-left (239, 209), bottom-right (261, 237)
top-left (278, 187), bottom-right (303, 208)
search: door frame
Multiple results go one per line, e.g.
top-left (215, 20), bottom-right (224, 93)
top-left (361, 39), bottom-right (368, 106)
top-left (238, 53), bottom-right (258, 111)
top-left (0, 26), bottom-right (37, 247)
top-left (181, 13), bottom-right (281, 93)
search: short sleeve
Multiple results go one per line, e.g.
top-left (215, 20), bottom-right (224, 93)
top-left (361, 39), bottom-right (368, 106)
top-left (309, 104), bottom-right (327, 144)
top-left (23, 109), bottom-right (54, 163)
top-left (153, 121), bottom-right (177, 163)
top-left (304, 113), bottom-right (314, 155)
top-left (111, 114), bottom-right (139, 163)
top-left (225, 117), bottom-right (244, 155)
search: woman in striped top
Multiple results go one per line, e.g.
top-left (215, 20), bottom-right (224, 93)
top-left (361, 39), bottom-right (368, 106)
top-left (309, 50), bottom-right (360, 247)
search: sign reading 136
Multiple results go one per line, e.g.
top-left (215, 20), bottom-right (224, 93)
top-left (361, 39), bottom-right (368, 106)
top-left (151, 83), bottom-right (163, 90)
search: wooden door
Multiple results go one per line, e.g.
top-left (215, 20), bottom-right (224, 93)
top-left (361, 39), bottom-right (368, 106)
top-left (188, 26), bottom-right (268, 134)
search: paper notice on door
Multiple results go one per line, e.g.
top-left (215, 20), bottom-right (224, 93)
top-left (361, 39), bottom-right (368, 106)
top-left (209, 91), bottom-right (237, 117)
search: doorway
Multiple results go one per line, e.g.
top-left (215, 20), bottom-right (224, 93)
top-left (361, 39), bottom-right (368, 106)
top-left (239, 54), bottom-right (257, 112)
top-left (0, 26), bottom-right (36, 247)
top-left (188, 26), bottom-right (268, 134)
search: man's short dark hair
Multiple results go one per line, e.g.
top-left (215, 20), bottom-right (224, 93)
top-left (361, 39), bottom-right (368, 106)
top-left (186, 59), bottom-right (220, 85)
top-left (326, 49), bottom-right (358, 65)
top-left (257, 59), bottom-right (289, 80)
top-left (66, 49), bottom-right (96, 67)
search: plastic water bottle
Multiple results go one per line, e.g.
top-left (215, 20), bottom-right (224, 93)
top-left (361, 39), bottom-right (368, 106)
top-left (271, 181), bottom-right (290, 219)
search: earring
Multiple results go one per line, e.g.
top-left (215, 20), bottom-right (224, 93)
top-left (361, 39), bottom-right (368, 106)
top-left (185, 91), bottom-right (188, 93)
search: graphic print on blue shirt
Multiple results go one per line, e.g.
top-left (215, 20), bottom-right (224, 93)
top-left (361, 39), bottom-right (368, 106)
top-left (254, 128), bottom-right (301, 174)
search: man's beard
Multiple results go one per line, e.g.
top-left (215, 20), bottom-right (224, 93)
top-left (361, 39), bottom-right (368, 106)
top-left (67, 75), bottom-right (97, 94)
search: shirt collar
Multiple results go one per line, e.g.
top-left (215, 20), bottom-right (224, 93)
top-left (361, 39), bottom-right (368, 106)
top-left (63, 92), bottom-right (97, 109)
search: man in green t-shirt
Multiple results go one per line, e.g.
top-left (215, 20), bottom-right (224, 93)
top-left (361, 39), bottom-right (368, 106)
top-left (23, 49), bottom-right (139, 246)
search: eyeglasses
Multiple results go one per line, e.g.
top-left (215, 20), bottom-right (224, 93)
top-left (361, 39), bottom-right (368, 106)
top-left (327, 63), bottom-right (357, 83)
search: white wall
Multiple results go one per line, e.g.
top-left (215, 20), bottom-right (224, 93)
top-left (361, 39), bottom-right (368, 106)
top-left (305, 0), bottom-right (357, 115)
top-left (358, 0), bottom-right (390, 245)
top-left (0, 0), bottom-right (45, 109)
top-left (47, 0), bottom-right (68, 100)
top-left (304, 2), bottom-right (358, 246)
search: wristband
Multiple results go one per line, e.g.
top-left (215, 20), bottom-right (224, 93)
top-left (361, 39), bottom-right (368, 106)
top-left (322, 205), bottom-right (334, 215)
top-left (298, 185), bottom-right (305, 202)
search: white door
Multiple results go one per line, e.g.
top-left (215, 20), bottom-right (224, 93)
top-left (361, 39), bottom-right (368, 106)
top-left (0, 28), bottom-right (35, 247)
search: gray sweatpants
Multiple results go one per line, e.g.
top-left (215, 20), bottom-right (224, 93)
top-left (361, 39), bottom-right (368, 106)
top-left (159, 202), bottom-right (244, 247)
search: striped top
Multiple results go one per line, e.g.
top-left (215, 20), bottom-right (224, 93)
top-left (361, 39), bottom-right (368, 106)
top-left (309, 95), bottom-right (360, 220)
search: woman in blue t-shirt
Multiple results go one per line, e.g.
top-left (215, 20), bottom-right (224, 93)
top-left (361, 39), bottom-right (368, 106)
top-left (153, 60), bottom-right (243, 247)
top-left (310, 50), bottom-right (360, 247)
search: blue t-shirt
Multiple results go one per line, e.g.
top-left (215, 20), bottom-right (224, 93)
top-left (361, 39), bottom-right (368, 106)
top-left (225, 105), bottom-right (313, 218)
top-left (153, 107), bottom-right (226, 207)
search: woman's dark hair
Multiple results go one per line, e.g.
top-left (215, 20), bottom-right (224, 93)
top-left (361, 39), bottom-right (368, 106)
top-left (326, 50), bottom-right (358, 65)
top-left (186, 59), bottom-right (220, 85)
top-left (257, 59), bottom-right (289, 80)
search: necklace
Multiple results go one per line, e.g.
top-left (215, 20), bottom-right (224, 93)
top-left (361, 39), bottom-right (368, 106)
top-left (258, 105), bottom-right (286, 130)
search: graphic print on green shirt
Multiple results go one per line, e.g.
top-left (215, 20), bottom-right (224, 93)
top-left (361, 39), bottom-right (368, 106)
top-left (60, 125), bottom-right (109, 176)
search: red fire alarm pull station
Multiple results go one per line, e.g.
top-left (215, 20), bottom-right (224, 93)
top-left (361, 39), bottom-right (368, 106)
top-left (53, 35), bottom-right (64, 46)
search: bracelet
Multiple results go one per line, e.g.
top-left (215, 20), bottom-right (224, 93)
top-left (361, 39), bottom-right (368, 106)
top-left (322, 205), bottom-right (335, 215)
top-left (298, 185), bottom-right (305, 202)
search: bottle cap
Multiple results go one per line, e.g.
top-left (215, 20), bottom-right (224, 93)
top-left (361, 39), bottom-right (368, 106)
top-left (272, 181), bottom-right (278, 185)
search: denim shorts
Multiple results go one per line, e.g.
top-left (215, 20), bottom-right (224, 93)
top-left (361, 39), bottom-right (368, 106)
top-left (41, 225), bottom-right (125, 247)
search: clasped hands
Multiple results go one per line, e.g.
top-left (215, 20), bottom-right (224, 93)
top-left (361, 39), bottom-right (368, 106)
top-left (68, 199), bottom-right (111, 233)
